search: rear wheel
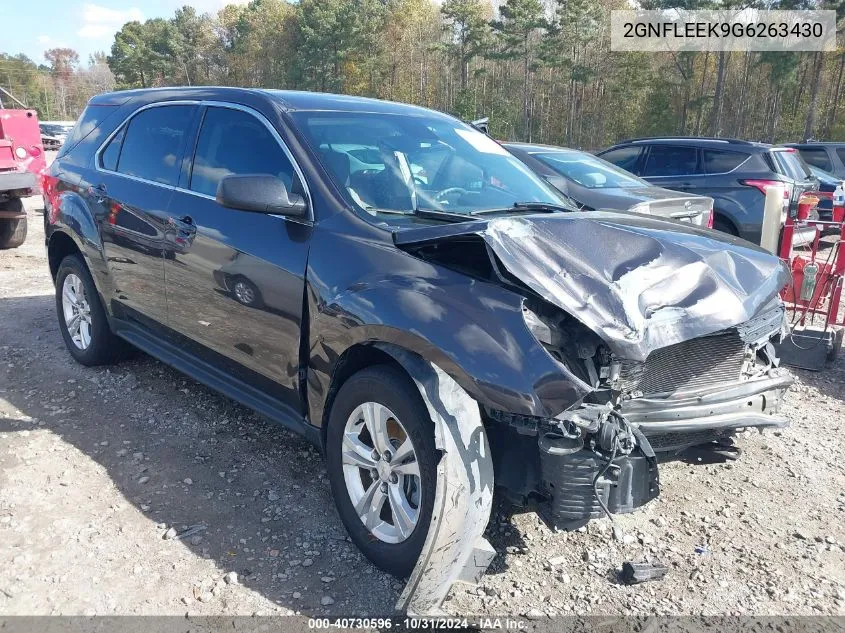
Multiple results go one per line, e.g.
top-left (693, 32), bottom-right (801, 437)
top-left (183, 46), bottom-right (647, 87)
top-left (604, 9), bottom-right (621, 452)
top-left (326, 365), bottom-right (437, 577)
top-left (55, 254), bottom-right (128, 365)
top-left (0, 198), bottom-right (27, 249)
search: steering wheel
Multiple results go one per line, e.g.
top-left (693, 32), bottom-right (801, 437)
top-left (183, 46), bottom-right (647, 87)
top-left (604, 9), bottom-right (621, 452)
top-left (433, 187), bottom-right (471, 205)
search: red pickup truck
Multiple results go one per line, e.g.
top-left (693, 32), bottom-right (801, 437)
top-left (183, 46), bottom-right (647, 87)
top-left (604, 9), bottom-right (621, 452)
top-left (1, 108), bottom-right (46, 248)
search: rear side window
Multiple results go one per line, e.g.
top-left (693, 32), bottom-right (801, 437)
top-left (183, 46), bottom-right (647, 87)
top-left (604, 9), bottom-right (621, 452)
top-left (57, 104), bottom-right (119, 159)
top-left (190, 106), bottom-right (298, 198)
top-left (702, 149), bottom-right (747, 174)
top-left (642, 145), bottom-right (700, 177)
top-left (115, 105), bottom-right (195, 186)
top-left (599, 146), bottom-right (642, 172)
top-left (798, 148), bottom-right (832, 171)
top-left (837, 148), bottom-right (845, 166)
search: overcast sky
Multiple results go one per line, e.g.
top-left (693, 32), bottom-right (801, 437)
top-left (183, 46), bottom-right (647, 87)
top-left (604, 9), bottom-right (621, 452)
top-left (4, 1), bottom-right (236, 66)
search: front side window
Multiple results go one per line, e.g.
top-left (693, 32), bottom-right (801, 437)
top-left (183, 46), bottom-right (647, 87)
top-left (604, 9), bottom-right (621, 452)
top-left (797, 148), bottom-right (831, 172)
top-left (290, 111), bottom-right (560, 216)
top-left (115, 105), bottom-right (195, 186)
top-left (642, 146), bottom-right (700, 177)
top-left (190, 107), bottom-right (298, 198)
top-left (532, 151), bottom-right (648, 189)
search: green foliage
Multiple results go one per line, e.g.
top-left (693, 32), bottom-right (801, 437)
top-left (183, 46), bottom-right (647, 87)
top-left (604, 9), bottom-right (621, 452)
top-left (5, 0), bottom-right (845, 145)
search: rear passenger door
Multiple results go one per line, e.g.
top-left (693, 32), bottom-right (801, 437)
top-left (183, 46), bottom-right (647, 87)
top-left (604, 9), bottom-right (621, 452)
top-left (640, 145), bottom-right (704, 193)
top-left (163, 103), bottom-right (311, 414)
top-left (94, 103), bottom-right (197, 325)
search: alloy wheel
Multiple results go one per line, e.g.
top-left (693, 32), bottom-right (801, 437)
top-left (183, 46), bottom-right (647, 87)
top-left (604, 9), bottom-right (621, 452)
top-left (341, 402), bottom-right (422, 544)
top-left (61, 273), bottom-right (92, 350)
top-left (233, 280), bottom-right (255, 305)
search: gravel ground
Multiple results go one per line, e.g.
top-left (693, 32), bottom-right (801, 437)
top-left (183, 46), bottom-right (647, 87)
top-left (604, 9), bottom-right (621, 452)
top-left (1, 193), bottom-right (844, 617)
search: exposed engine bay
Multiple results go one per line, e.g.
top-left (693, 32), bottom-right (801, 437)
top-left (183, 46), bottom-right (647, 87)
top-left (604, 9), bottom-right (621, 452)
top-left (395, 212), bottom-right (793, 531)
top-left (490, 299), bottom-right (790, 530)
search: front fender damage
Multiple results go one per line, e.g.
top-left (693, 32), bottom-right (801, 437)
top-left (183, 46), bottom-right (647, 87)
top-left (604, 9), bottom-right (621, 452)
top-left (375, 344), bottom-right (495, 616)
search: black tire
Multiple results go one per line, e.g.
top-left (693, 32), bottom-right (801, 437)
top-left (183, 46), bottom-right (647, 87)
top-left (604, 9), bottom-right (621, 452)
top-left (326, 365), bottom-right (437, 577)
top-left (55, 254), bottom-right (128, 366)
top-left (0, 199), bottom-right (27, 249)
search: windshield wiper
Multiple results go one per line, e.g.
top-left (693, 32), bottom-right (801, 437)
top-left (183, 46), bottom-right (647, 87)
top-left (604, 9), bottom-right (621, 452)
top-left (469, 201), bottom-right (575, 216)
top-left (410, 208), bottom-right (475, 222)
top-left (367, 207), bottom-right (474, 223)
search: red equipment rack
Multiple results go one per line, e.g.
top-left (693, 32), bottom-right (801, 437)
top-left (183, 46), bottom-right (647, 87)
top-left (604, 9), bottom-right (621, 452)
top-left (778, 190), bottom-right (845, 333)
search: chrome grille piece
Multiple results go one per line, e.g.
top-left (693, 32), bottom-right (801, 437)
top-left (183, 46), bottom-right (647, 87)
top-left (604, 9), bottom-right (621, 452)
top-left (619, 329), bottom-right (747, 395)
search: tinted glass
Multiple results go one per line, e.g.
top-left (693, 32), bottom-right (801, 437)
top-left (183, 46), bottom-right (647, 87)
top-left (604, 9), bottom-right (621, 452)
top-left (57, 104), bottom-right (119, 158)
top-left (797, 148), bottom-right (832, 171)
top-left (100, 126), bottom-right (125, 171)
top-left (702, 149), bottom-right (747, 174)
top-left (117, 105), bottom-right (195, 186)
top-left (643, 146), bottom-right (699, 176)
top-left (532, 151), bottom-right (648, 189)
top-left (837, 148), bottom-right (845, 166)
top-left (771, 150), bottom-right (811, 181)
top-left (599, 146), bottom-right (642, 172)
top-left (291, 111), bottom-right (560, 216)
top-left (190, 107), bottom-right (297, 198)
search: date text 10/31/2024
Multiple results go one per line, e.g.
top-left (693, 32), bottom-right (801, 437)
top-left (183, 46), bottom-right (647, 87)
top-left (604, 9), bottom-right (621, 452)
top-left (308, 617), bottom-right (528, 629)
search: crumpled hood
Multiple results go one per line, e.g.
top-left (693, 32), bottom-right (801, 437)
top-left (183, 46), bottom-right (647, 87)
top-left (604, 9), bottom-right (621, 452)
top-left (394, 211), bottom-right (790, 361)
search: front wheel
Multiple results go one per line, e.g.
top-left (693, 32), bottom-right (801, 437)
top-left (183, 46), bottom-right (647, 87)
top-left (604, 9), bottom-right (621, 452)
top-left (231, 276), bottom-right (262, 308)
top-left (326, 365), bottom-right (437, 577)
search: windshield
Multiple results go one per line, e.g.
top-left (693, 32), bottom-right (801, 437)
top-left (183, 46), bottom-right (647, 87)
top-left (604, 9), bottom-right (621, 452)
top-left (290, 111), bottom-right (562, 215)
top-left (531, 150), bottom-right (648, 189)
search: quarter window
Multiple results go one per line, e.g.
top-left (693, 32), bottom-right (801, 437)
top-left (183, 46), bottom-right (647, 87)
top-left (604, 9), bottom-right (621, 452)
top-left (190, 106), bottom-right (298, 199)
top-left (100, 126), bottom-right (125, 172)
top-left (702, 149), bottom-right (747, 174)
top-left (112, 105), bottom-right (195, 186)
top-left (642, 146), bottom-right (700, 177)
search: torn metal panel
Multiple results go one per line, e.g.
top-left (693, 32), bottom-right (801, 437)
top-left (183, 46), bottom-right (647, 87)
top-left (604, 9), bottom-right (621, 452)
top-left (394, 211), bottom-right (791, 362)
top-left (375, 344), bottom-right (494, 616)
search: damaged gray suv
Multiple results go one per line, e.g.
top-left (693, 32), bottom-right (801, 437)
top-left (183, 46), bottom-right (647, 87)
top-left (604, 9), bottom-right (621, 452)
top-left (44, 88), bottom-right (791, 611)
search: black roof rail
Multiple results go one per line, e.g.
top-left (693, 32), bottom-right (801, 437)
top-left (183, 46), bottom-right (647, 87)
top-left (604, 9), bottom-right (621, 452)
top-left (616, 136), bottom-right (754, 145)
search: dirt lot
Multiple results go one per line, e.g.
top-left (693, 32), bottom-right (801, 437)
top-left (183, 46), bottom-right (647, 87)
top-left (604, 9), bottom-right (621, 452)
top-left (1, 194), bottom-right (844, 617)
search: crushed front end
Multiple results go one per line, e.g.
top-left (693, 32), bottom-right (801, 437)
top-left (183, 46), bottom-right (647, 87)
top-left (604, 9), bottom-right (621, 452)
top-left (488, 300), bottom-right (791, 532)
top-left (396, 212), bottom-right (794, 533)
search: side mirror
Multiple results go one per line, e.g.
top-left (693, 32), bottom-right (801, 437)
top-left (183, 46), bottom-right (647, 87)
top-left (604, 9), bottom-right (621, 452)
top-left (216, 174), bottom-right (308, 218)
top-left (469, 117), bottom-right (489, 135)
